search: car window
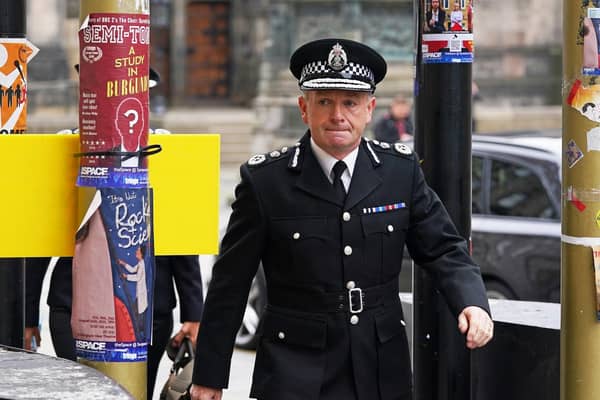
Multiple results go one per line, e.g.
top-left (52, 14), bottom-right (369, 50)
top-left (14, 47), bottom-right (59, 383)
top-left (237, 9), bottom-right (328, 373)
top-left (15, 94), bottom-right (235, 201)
top-left (489, 159), bottom-right (558, 219)
top-left (472, 156), bottom-right (483, 214)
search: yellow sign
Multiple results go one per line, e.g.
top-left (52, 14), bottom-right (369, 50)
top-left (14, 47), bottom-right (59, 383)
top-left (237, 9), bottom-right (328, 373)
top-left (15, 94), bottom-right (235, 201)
top-left (0, 133), bottom-right (219, 257)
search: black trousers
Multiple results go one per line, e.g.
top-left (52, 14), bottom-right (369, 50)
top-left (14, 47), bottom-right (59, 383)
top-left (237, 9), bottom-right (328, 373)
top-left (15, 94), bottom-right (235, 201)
top-left (49, 307), bottom-right (76, 361)
top-left (147, 313), bottom-right (174, 398)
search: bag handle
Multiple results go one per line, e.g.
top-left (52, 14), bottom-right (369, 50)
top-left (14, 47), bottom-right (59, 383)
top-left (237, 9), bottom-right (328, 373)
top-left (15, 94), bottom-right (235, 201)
top-left (171, 336), bottom-right (194, 373)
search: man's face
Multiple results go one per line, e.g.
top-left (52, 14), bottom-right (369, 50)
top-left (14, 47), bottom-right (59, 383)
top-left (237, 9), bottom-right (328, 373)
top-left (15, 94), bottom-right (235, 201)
top-left (298, 90), bottom-right (375, 159)
top-left (391, 101), bottom-right (410, 120)
top-left (432, 0), bottom-right (440, 9)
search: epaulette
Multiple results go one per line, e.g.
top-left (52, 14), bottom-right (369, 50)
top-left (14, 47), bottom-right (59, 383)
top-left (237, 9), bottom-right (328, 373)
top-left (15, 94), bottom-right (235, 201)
top-left (365, 138), bottom-right (414, 160)
top-left (246, 145), bottom-right (293, 168)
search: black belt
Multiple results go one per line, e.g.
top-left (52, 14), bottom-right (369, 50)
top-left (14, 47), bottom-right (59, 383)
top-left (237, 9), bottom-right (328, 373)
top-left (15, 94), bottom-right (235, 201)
top-left (267, 279), bottom-right (399, 314)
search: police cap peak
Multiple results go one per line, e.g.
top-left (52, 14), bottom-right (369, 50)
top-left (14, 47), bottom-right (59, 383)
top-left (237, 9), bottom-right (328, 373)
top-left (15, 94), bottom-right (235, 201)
top-left (290, 38), bottom-right (387, 93)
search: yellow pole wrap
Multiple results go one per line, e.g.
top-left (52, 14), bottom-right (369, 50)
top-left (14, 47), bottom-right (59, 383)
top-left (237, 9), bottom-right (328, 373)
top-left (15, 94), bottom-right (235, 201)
top-left (562, 2), bottom-right (600, 399)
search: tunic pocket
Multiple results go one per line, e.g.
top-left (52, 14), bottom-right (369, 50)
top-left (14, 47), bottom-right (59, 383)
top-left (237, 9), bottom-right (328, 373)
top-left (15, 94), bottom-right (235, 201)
top-left (270, 217), bottom-right (335, 276)
top-left (361, 210), bottom-right (409, 237)
top-left (375, 305), bottom-right (413, 399)
top-left (261, 307), bottom-right (327, 349)
top-left (361, 211), bottom-right (409, 276)
top-left (251, 307), bottom-right (327, 400)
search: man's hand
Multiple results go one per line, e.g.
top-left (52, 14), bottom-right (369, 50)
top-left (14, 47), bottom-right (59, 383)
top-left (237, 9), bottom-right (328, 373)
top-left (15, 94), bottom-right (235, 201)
top-left (24, 326), bottom-right (41, 351)
top-left (171, 321), bottom-right (200, 348)
top-left (189, 384), bottom-right (222, 400)
top-left (457, 306), bottom-right (493, 349)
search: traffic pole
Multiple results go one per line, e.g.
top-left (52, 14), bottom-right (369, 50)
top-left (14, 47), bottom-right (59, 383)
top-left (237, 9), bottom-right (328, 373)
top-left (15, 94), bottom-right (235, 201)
top-left (413, 0), bottom-right (474, 399)
top-left (561, 2), bottom-right (600, 399)
top-left (74, 1), bottom-right (152, 398)
top-left (0, 0), bottom-right (38, 349)
top-left (0, 0), bottom-right (26, 350)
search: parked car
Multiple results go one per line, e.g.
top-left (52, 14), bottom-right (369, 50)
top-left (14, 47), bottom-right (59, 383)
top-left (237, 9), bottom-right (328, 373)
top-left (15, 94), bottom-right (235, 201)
top-left (233, 131), bottom-right (562, 349)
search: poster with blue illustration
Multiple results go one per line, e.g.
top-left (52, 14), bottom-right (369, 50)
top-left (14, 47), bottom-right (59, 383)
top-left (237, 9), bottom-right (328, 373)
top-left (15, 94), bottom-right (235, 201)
top-left (101, 187), bottom-right (154, 344)
top-left (72, 188), bottom-right (155, 362)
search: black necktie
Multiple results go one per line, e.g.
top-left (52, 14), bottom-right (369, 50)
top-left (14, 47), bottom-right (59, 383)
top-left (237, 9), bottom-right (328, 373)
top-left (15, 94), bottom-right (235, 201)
top-left (332, 160), bottom-right (347, 203)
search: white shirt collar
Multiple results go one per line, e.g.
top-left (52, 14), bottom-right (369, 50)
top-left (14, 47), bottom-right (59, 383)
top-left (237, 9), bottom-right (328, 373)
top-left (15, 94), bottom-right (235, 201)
top-left (310, 138), bottom-right (358, 191)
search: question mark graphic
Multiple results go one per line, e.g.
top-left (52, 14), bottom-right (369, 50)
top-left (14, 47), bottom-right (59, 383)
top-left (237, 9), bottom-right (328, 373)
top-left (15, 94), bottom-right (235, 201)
top-left (123, 109), bottom-right (139, 135)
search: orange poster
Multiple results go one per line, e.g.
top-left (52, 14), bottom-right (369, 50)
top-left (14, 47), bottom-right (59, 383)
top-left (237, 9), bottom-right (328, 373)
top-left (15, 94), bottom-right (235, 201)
top-left (0, 38), bottom-right (38, 134)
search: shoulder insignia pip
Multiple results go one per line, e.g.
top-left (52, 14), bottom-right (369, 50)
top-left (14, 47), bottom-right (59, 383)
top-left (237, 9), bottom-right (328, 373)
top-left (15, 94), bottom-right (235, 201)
top-left (394, 143), bottom-right (413, 155)
top-left (248, 154), bottom-right (266, 166)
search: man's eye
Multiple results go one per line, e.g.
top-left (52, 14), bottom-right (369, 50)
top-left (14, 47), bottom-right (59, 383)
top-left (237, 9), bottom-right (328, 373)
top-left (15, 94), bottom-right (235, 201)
top-left (318, 99), bottom-right (330, 105)
top-left (344, 100), bottom-right (357, 107)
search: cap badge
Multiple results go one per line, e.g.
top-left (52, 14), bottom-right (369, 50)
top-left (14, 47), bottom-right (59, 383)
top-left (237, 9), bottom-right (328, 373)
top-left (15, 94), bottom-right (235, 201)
top-left (328, 43), bottom-right (348, 71)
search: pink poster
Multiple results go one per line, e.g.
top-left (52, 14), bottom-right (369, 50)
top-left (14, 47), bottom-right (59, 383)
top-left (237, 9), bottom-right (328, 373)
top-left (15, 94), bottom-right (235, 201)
top-left (77, 13), bottom-right (150, 188)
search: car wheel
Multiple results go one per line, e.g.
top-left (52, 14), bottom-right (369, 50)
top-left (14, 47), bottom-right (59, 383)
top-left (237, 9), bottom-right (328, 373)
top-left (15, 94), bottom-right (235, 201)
top-left (235, 267), bottom-right (267, 350)
top-left (485, 280), bottom-right (515, 300)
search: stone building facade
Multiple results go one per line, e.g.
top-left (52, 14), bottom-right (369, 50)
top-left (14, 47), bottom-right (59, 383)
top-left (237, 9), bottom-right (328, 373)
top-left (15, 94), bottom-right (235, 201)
top-left (24, 0), bottom-right (562, 134)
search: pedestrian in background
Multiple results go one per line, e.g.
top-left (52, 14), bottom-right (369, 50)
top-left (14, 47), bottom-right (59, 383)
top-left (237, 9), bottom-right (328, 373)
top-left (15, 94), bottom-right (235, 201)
top-left (190, 38), bottom-right (493, 400)
top-left (373, 95), bottom-right (413, 142)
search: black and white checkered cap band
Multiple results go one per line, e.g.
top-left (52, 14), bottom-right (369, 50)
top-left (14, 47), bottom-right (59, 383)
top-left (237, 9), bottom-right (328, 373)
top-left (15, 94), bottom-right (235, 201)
top-left (300, 61), bottom-right (375, 90)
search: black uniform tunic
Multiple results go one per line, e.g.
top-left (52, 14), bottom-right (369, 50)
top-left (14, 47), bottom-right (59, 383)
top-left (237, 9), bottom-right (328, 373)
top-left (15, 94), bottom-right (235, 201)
top-left (193, 132), bottom-right (490, 400)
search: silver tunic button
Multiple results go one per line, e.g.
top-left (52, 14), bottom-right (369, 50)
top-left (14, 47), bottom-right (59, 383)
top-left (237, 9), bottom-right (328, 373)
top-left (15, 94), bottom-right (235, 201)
top-left (278, 331), bottom-right (285, 340)
top-left (350, 315), bottom-right (359, 325)
top-left (344, 245), bottom-right (353, 256)
top-left (346, 281), bottom-right (356, 290)
top-left (342, 212), bottom-right (351, 222)
top-left (292, 232), bottom-right (300, 240)
top-left (401, 320), bottom-right (406, 327)
top-left (387, 224), bottom-right (394, 233)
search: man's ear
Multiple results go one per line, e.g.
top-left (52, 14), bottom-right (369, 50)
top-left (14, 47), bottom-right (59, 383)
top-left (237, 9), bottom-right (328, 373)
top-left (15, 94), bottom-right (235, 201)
top-left (298, 95), bottom-right (309, 124)
top-left (366, 95), bottom-right (376, 123)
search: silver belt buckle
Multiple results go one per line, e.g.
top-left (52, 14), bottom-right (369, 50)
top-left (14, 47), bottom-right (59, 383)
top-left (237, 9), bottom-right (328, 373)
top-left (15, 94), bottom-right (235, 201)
top-left (348, 287), bottom-right (363, 314)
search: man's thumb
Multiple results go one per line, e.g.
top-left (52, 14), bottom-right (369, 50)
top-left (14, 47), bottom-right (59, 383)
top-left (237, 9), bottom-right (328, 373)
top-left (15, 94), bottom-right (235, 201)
top-left (457, 312), bottom-right (469, 334)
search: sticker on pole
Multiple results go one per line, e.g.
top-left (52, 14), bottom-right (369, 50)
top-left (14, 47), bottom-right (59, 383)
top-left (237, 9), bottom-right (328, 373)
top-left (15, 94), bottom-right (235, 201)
top-left (422, 0), bottom-right (474, 64)
top-left (77, 13), bottom-right (150, 188)
top-left (0, 38), bottom-right (39, 134)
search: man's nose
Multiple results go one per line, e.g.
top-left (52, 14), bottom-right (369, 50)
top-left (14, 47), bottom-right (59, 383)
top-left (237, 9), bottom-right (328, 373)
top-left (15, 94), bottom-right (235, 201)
top-left (330, 103), bottom-right (345, 121)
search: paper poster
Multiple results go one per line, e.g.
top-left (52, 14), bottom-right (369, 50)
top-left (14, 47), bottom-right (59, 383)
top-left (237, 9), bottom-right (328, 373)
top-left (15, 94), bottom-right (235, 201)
top-left (72, 188), bottom-right (154, 362)
top-left (583, 8), bottom-right (600, 75)
top-left (77, 13), bottom-right (150, 188)
top-left (566, 79), bottom-right (600, 122)
top-left (422, 0), bottom-right (474, 64)
top-left (593, 246), bottom-right (600, 320)
top-left (0, 38), bottom-right (39, 134)
top-left (587, 126), bottom-right (600, 151)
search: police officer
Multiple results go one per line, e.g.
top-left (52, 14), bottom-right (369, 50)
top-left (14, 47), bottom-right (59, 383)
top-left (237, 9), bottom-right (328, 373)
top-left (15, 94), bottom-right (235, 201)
top-left (191, 38), bottom-right (493, 400)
